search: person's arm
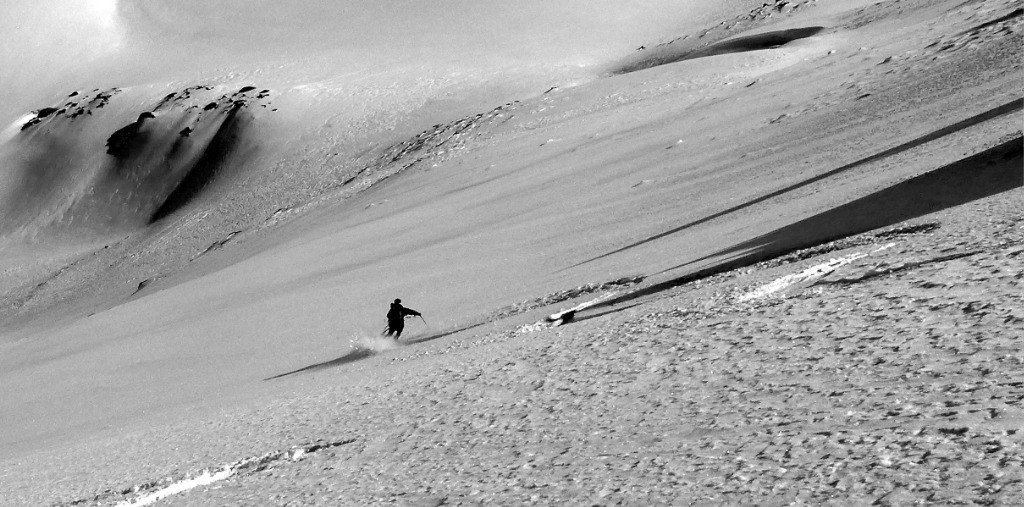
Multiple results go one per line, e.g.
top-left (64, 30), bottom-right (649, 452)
top-left (404, 308), bottom-right (421, 317)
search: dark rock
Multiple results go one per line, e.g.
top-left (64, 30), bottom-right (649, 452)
top-left (132, 279), bottom-right (152, 296)
top-left (106, 113), bottom-right (157, 157)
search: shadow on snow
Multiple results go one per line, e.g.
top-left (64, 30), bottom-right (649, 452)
top-left (586, 134), bottom-right (1023, 312)
top-left (570, 98), bottom-right (1023, 269)
top-left (264, 322), bottom-right (488, 380)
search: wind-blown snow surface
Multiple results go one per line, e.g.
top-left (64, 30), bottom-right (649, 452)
top-left (0, 0), bottom-right (763, 455)
top-left (0, 0), bottom-right (1021, 504)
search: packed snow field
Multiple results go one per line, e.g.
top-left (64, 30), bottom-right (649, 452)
top-left (0, 0), bottom-right (1021, 505)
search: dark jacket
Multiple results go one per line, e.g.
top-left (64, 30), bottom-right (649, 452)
top-left (387, 302), bottom-right (420, 325)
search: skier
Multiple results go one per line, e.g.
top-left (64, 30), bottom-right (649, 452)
top-left (384, 299), bottom-right (421, 339)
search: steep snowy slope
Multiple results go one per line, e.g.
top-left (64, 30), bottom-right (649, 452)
top-left (0, 0), bottom-right (765, 458)
top-left (0, 1), bottom-right (1020, 504)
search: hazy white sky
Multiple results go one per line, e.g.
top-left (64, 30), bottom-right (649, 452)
top-left (0, 0), bottom-right (743, 123)
top-left (0, 0), bottom-right (124, 121)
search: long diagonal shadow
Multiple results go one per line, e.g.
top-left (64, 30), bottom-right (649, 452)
top-left (567, 98), bottom-right (1023, 270)
top-left (403, 321), bottom-right (488, 345)
top-left (662, 135), bottom-right (1023, 274)
top-left (264, 322), bottom-right (488, 381)
top-left (569, 302), bottom-right (646, 324)
top-left (264, 348), bottom-right (374, 381)
top-left (589, 135), bottom-right (1023, 310)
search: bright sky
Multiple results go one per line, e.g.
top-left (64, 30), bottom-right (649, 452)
top-left (0, 0), bottom-right (124, 121)
top-left (0, 0), bottom-right (747, 123)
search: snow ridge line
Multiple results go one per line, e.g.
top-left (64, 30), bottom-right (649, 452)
top-left (61, 439), bottom-right (355, 507)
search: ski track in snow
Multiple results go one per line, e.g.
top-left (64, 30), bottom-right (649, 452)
top-left (73, 439), bottom-right (356, 507)
top-left (737, 243), bottom-right (896, 302)
top-left (114, 467), bottom-right (233, 507)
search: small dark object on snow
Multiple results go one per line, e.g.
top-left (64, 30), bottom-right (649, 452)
top-left (546, 310), bottom-right (576, 326)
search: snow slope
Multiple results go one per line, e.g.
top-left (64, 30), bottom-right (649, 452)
top-left (0, 0), bottom-right (773, 458)
top-left (0, 0), bottom-right (1020, 504)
